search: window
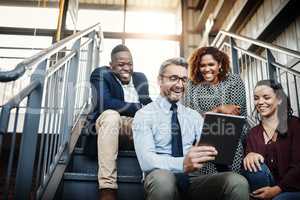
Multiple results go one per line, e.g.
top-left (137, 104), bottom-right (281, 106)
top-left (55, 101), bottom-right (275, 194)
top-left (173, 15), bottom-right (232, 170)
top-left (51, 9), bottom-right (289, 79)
top-left (0, 6), bottom-right (59, 29)
top-left (0, 34), bottom-right (52, 70)
top-left (126, 39), bottom-right (180, 98)
top-left (0, 3), bottom-right (182, 99)
top-left (67, 9), bottom-right (124, 32)
top-left (125, 11), bottom-right (181, 35)
top-left (99, 39), bottom-right (123, 67)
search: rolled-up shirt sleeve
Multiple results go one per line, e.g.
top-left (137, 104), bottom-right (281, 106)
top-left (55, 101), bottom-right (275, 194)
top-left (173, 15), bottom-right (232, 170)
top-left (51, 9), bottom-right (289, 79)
top-left (133, 110), bottom-right (184, 173)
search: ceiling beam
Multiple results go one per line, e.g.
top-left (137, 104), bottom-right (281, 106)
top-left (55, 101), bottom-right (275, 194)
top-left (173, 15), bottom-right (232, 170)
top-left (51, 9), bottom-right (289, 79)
top-left (0, 26), bottom-right (180, 41)
top-left (0, 26), bottom-right (57, 37)
top-left (104, 32), bottom-right (180, 41)
top-left (195, 0), bottom-right (206, 10)
top-left (195, 0), bottom-right (218, 32)
top-left (0, 0), bottom-right (59, 8)
top-left (79, 3), bottom-right (178, 12)
top-left (0, 0), bottom-right (178, 12)
top-left (210, 0), bottom-right (236, 33)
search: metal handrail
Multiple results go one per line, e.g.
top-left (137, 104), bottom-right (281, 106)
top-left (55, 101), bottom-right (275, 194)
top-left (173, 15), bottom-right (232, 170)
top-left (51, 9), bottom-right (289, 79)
top-left (0, 23), bottom-right (101, 82)
top-left (0, 23), bottom-right (102, 200)
top-left (212, 30), bottom-right (300, 59)
top-left (213, 29), bottom-right (300, 122)
top-left (226, 43), bottom-right (300, 77)
top-left (0, 64), bottom-right (26, 82)
top-left (0, 80), bottom-right (40, 134)
top-left (0, 46), bottom-right (44, 50)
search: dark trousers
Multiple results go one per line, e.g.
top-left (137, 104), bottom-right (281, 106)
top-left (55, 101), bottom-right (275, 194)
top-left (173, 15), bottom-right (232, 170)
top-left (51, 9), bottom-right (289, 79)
top-left (144, 169), bottom-right (249, 200)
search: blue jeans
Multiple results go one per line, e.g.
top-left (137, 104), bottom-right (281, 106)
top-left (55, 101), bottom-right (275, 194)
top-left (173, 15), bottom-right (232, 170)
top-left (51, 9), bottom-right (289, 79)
top-left (242, 163), bottom-right (275, 192)
top-left (242, 163), bottom-right (300, 200)
top-left (273, 192), bottom-right (300, 200)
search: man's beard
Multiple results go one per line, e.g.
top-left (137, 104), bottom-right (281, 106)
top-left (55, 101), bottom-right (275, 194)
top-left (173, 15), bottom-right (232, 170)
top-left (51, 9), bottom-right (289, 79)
top-left (163, 88), bottom-right (184, 103)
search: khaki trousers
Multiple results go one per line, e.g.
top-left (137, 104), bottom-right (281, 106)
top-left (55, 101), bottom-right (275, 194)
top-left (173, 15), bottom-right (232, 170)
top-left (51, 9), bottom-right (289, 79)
top-left (144, 169), bottom-right (249, 200)
top-left (95, 110), bottom-right (133, 189)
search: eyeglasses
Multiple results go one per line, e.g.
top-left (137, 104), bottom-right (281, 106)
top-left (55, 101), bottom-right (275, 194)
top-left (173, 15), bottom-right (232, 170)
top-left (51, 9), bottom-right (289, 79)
top-left (160, 74), bottom-right (188, 84)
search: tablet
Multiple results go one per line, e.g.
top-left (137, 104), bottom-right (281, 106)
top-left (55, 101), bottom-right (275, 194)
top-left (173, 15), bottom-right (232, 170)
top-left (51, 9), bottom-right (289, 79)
top-left (198, 112), bottom-right (246, 166)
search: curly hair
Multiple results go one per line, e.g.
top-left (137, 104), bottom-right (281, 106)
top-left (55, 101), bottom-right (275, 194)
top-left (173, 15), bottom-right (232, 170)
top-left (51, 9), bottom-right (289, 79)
top-left (188, 46), bottom-right (230, 84)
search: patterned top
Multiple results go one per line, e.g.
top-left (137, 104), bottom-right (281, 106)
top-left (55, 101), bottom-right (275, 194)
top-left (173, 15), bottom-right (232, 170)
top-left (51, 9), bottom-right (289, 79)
top-left (183, 73), bottom-right (247, 174)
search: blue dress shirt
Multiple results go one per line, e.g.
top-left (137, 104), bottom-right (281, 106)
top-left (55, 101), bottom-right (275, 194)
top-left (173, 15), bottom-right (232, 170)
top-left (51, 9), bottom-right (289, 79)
top-left (133, 96), bottom-right (204, 173)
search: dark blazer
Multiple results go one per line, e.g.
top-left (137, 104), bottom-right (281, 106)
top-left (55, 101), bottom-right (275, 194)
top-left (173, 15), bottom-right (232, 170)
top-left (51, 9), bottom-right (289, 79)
top-left (89, 66), bottom-right (152, 123)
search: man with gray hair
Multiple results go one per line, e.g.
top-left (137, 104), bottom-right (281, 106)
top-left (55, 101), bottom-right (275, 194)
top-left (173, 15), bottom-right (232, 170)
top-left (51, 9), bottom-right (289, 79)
top-left (133, 57), bottom-right (249, 200)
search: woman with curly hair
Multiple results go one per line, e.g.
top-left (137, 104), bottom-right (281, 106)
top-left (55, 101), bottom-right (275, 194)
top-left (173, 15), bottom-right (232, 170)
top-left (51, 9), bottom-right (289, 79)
top-left (184, 46), bottom-right (247, 174)
top-left (243, 80), bottom-right (300, 200)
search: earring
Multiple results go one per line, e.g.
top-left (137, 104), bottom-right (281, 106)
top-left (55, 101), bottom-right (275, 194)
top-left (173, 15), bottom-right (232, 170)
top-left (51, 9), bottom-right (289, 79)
top-left (219, 67), bottom-right (223, 73)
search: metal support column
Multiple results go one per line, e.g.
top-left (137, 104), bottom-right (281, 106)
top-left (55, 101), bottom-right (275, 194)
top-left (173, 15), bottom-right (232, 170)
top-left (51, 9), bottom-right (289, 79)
top-left (15, 60), bottom-right (47, 200)
top-left (266, 49), bottom-right (277, 80)
top-left (229, 37), bottom-right (240, 74)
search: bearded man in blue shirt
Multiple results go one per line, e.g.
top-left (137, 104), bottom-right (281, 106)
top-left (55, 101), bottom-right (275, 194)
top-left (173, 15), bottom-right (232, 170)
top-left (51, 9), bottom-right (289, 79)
top-left (133, 57), bottom-right (249, 200)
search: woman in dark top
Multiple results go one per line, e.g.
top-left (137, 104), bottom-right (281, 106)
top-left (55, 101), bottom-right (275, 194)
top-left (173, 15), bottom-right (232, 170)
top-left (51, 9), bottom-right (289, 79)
top-left (184, 46), bottom-right (247, 174)
top-left (243, 80), bottom-right (300, 200)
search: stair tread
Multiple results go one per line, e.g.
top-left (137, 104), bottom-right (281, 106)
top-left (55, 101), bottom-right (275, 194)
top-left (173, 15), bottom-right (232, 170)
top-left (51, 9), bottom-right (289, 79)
top-left (74, 149), bottom-right (137, 157)
top-left (68, 154), bottom-right (142, 176)
top-left (64, 172), bottom-right (143, 183)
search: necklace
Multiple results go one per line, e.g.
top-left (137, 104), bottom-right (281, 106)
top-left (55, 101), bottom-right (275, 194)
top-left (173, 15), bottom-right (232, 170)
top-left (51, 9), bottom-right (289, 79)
top-left (262, 124), bottom-right (277, 144)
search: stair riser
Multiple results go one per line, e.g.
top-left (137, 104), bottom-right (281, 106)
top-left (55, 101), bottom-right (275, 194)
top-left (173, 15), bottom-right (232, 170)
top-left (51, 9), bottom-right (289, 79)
top-left (69, 154), bottom-right (142, 177)
top-left (62, 180), bottom-right (144, 200)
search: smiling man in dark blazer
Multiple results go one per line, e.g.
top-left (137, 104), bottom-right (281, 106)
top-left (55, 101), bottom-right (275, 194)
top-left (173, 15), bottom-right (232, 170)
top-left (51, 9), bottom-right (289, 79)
top-left (89, 44), bottom-right (152, 200)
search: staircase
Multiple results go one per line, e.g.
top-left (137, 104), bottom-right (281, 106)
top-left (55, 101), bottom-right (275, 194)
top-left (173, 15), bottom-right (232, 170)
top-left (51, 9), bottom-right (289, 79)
top-left (0, 23), bottom-right (102, 199)
top-left (59, 147), bottom-right (144, 200)
top-left (1, 23), bottom-right (300, 199)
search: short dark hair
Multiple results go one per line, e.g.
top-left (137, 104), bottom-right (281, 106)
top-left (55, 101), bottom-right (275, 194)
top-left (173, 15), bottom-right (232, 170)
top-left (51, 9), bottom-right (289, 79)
top-left (188, 46), bottom-right (230, 84)
top-left (111, 44), bottom-right (131, 60)
top-left (159, 57), bottom-right (188, 76)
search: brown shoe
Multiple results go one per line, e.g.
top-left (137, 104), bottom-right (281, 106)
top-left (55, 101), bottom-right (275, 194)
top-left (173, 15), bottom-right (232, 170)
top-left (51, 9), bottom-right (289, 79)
top-left (99, 188), bottom-right (117, 200)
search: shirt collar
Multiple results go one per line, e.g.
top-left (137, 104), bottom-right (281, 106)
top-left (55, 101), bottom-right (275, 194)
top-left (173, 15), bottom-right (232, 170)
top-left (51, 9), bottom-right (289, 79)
top-left (155, 95), bottom-right (183, 113)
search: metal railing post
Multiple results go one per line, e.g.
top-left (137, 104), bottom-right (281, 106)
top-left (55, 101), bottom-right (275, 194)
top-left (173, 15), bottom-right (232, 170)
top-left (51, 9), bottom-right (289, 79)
top-left (95, 43), bottom-right (100, 68)
top-left (229, 37), bottom-right (240, 74)
top-left (84, 31), bottom-right (96, 106)
top-left (266, 49), bottom-right (277, 80)
top-left (94, 30), bottom-right (102, 68)
top-left (15, 60), bottom-right (47, 200)
top-left (59, 38), bottom-right (81, 164)
top-left (87, 31), bottom-right (96, 73)
top-left (0, 134), bottom-right (3, 156)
